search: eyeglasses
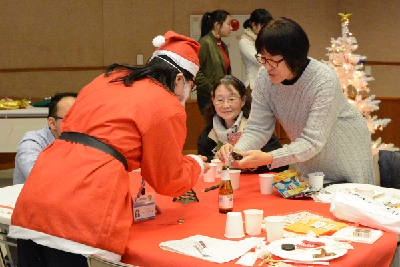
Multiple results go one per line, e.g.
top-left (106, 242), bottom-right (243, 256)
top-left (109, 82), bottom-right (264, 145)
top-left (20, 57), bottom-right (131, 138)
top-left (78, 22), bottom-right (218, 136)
top-left (213, 96), bottom-right (240, 105)
top-left (190, 82), bottom-right (197, 93)
top-left (255, 54), bottom-right (284, 68)
top-left (53, 116), bottom-right (63, 120)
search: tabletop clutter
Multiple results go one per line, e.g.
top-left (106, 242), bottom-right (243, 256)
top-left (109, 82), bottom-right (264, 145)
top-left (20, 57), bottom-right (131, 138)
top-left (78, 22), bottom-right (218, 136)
top-left (156, 166), bottom-right (400, 266)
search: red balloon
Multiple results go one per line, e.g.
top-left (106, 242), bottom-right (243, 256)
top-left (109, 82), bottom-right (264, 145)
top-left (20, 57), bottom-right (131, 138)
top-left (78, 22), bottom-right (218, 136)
top-left (231, 19), bottom-right (240, 31)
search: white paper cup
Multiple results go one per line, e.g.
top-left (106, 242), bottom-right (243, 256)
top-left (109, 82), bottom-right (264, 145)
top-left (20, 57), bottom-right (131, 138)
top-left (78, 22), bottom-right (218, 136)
top-left (211, 159), bottom-right (223, 178)
top-left (265, 216), bottom-right (285, 242)
top-left (229, 170), bottom-right (241, 190)
top-left (243, 209), bottom-right (263, 235)
top-left (309, 174), bottom-right (324, 191)
top-left (203, 163), bottom-right (217, 182)
top-left (259, 174), bottom-right (275, 194)
top-left (224, 212), bottom-right (245, 238)
top-left (357, 186), bottom-right (374, 199)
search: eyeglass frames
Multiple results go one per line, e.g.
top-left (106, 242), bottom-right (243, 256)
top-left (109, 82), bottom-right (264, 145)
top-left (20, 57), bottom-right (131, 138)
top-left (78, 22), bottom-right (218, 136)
top-left (213, 96), bottom-right (240, 105)
top-left (255, 54), bottom-right (284, 68)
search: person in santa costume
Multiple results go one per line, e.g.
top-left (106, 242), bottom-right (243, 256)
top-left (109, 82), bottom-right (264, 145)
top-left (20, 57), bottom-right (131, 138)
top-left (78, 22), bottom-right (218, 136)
top-left (9, 31), bottom-right (209, 267)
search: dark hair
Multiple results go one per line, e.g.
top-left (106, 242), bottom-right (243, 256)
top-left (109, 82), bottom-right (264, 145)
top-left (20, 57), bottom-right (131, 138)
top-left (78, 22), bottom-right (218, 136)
top-left (104, 55), bottom-right (194, 93)
top-left (255, 17), bottom-right (309, 76)
top-left (201, 10), bottom-right (230, 37)
top-left (203, 75), bottom-right (251, 126)
top-left (243, 9), bottom-right (273, 29)
top-left (48, 92), bottom-right (78, 118)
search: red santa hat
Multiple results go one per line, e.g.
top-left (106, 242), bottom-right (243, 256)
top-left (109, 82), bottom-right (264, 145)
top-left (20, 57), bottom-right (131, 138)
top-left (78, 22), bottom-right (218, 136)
top-left (150, 31), bottom-right (200, 77)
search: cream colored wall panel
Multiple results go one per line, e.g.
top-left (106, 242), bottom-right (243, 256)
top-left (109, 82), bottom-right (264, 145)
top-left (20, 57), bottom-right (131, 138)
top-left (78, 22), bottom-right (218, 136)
top-left (0, 0), bottom-right (104, 69)
top-left (282, 0), bottom-right (341, 60)
top-left (0, 70), bottom-right (103, 99)
top-left (0, 118), bottom-right (48, 153)
top-left (340, 0), bottom-right (400, 62)
top-left (0, 0), bottom-right (398, 99)
top-left (173, 0), bottom-right (283, 36)
top-left (103, 0), bottom-right (174, 65)
top-left (364, 65), bottom-right (400, 97)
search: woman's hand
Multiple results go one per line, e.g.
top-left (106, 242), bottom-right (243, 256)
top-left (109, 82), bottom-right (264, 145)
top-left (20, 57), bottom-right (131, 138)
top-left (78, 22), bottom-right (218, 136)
top-left (230, 150), bottom-right (273, 169)
top-left (216, 144), bottom-right (234, 164)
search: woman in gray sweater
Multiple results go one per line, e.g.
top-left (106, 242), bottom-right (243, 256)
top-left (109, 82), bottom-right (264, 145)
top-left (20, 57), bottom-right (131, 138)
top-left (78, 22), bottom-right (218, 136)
top-left (217, 17), bottom-right (374, 185)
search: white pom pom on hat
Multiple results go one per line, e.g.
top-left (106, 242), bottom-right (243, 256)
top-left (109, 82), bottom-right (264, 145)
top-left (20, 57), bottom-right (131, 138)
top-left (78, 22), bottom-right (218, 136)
top-left (150, 31), bottom-right (200, 76)
top-left (152, 35), bottom-right (166, 48)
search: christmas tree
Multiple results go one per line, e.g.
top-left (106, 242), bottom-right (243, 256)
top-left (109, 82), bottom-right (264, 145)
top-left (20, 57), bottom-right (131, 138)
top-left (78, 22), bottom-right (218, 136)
top-left (324, 12), bottom-right (398, 156)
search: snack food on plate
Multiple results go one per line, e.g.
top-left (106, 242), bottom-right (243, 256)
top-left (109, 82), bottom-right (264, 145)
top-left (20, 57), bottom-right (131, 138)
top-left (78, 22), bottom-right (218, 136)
top-left (313, 248), bottom-right (336, 258)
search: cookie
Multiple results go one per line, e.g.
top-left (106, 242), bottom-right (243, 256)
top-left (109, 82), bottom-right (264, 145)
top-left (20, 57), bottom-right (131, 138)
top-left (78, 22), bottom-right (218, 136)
top-left (281, 244), bottom-right (296, 251)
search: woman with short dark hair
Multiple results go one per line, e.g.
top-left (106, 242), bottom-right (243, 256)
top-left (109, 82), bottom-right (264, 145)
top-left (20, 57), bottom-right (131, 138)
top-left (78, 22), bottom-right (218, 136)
top-left (218, 18), bottom-right (374, 185)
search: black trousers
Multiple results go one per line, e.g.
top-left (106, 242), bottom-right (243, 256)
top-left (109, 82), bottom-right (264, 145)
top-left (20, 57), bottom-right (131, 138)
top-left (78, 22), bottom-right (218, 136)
top-left (17, 239), bottom-right (88, 267)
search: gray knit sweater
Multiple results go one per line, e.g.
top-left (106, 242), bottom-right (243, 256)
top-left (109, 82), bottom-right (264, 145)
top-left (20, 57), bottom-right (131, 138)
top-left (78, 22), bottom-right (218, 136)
top-left (235, 58), bottom-right (374, 184)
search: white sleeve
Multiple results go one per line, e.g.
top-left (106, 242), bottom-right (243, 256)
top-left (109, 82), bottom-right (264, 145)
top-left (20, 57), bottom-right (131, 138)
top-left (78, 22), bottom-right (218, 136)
top-left (238, 38), bottom-right (261, 67)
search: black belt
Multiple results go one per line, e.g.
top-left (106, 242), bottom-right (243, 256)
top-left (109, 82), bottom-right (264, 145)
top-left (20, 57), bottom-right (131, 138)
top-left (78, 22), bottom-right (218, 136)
top-left (59, 132), bottom-right (128, 170)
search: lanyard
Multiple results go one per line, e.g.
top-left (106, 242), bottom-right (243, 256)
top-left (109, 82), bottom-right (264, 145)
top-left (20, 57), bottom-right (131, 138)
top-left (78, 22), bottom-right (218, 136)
top-left (137, 178), bottom-right (146, 198)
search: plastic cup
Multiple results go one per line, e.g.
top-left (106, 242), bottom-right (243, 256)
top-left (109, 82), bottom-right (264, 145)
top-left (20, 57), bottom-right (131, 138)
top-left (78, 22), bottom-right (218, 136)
top-left (224, 212), bottom-right (245, 238)
top-left (357, 186), bottom-right (374, 199)
top-left (229, 170), bottom-right (241, 190)
top-left (259, 174), bottom-right (275, 194)
top-left (243, 209), bottom-right (263, 235)
top-left (211, 159), bottom-right (223, 178)
top-left (265, 216), bottom-right (285, 242)
top-left (203, 163), bottom-right (217, 182)
top-left (309, 174), bottom-right (324, 191)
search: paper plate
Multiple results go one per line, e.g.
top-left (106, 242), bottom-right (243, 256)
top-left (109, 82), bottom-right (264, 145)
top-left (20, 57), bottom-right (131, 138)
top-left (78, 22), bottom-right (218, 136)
top-left (324, 183), bottom-right (384, 197)
top-left (268, 237), bottom-right (347, 262)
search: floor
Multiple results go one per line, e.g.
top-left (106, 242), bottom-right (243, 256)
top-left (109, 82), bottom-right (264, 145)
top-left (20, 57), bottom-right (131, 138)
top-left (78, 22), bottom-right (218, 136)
top-left (0, 169), bottom-right (13, 188)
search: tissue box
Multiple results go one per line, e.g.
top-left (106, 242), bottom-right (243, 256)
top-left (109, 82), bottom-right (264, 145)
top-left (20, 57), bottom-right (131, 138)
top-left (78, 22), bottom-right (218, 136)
top-left (353, 228), bottom-right (371, 238)
top-left (133, 193), bottom-right (156, 221)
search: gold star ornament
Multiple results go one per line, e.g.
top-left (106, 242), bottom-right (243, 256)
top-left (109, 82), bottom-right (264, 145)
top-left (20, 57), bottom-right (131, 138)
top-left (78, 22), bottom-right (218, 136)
top-left (339, 11), bottom-right (352, 22)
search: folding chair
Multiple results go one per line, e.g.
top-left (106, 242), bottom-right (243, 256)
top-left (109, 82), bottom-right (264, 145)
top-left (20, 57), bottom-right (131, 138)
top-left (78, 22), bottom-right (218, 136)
top-left (87, 254), bottom-right (138, 267)
top-left (378, 150), bottom-right (400, 189)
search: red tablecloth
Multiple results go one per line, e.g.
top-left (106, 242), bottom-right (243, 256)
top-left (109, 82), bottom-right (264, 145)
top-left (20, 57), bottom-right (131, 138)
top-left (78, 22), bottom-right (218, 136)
top-left (122, 172), bottom-right (398, 267)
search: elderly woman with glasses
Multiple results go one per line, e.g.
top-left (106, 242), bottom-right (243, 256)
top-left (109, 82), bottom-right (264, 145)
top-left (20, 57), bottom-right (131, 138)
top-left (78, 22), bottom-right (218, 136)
top-left (197, 75), bottom-right (288, 173)
top-left (217, 18), bottom-right (374, 185)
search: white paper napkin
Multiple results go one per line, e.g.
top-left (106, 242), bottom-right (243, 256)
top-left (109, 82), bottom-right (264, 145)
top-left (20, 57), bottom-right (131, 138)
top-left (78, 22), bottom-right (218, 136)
top-left (159, 235), bottom-right (259, 264)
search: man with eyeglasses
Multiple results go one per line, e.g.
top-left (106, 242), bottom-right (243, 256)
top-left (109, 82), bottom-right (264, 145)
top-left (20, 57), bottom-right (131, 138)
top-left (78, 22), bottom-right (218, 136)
top-left (13, 92), bottom-right (77, 185)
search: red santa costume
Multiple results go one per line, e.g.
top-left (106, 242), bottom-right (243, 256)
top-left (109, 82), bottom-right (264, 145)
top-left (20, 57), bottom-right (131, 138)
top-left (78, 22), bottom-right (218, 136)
top-left (9, 32), bottom-right (204, 261)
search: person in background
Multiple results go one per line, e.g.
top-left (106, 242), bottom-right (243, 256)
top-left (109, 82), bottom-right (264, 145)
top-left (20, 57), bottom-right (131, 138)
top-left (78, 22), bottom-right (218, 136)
top-left (195, 9), bottom-right (232, 115)
top-left (217, 18), bottom-right (374, 185)
top-left (239, 9), bottom-right (273, 92)
top-left (197, 75), bottom-right (288, 173)
top-left (13, 92), bottom-right (77, 185)
top-left (9, 31), bottom-right (209, 267)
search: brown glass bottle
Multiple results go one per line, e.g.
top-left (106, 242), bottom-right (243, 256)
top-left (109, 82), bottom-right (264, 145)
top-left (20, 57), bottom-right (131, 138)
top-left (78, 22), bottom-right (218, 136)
top-left (219, 168), bottom-right (233, 213)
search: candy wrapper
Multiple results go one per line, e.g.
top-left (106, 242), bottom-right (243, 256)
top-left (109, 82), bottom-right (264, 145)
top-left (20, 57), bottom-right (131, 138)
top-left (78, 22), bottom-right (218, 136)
top-left (273, 170), bottom-right (301, 183)
top-left (0, 98), bottom-right (30, 110)
top-left (272, 171), bottom-right (318, 199)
